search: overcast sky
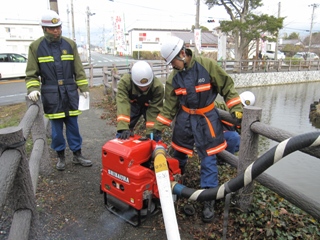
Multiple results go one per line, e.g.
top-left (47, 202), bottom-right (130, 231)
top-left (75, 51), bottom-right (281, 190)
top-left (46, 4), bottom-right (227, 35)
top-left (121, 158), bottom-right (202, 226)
top-left (1, 0), bottom-right (319, 45)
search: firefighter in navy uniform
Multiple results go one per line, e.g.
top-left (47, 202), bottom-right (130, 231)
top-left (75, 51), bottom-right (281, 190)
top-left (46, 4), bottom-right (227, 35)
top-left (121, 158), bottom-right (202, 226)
top-left (116, 61), bottom-right (164, 140)
top-left (154, 36), bottom-right (243, 223)
top-left (25, 10), bottom-right (92, 171)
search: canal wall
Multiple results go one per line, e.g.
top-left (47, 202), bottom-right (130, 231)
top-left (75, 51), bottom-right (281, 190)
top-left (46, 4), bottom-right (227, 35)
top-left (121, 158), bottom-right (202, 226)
top-left (230, 70), bottom-right (320, 88)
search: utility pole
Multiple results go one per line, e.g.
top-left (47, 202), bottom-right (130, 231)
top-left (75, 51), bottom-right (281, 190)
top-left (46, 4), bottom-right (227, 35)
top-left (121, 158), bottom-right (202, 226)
top-left (102, 25), bottom-right (105, 52)
top-left (275, 2), bottom-right (281, 60)
top-left (194, 0), bottom-right (200, 56)
top-left (49, 0), bottom-right (59, 13)
top-left (71, 0), bottom-right (75, 41)
top-left (66, 5), bottom-right (71, 38)
top-left (86, 6), bottom-right (95, 66)
top-left (308, 3), bottom-right (319, 55)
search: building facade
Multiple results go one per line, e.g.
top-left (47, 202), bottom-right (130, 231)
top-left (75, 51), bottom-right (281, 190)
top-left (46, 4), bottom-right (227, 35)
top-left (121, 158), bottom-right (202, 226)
top-left (125, 28), bottom-right (219, 56)
top-left (0, 20), bottom-right (43, 56)
top-left (1, 20), bottom-right (221, 59)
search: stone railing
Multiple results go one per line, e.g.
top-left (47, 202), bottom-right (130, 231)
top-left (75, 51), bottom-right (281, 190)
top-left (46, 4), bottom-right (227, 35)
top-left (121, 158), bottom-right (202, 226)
top-left (84, 59), bottom-right (320, 88)
top-left (0, 98), bottom-right (50, 240)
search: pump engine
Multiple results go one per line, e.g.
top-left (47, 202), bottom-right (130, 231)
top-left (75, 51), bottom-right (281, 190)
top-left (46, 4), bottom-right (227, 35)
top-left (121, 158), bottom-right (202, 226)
top-left (100, 135), bottom-right (181, 226)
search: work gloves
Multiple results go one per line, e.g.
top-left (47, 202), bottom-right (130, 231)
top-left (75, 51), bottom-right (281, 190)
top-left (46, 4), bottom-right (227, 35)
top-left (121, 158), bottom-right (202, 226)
top-left (28, 90), bottom-right (89, 101)
top-left (147, 129), bottom-right (162, 142)
top-left (232, 111), bottom-right (243, 125)
top-left (117, 130), bottom-right (133, 140)
top-left (28, 90), bottom-right (41, 102)
top-left (153, 130), bottom-right (162, 142)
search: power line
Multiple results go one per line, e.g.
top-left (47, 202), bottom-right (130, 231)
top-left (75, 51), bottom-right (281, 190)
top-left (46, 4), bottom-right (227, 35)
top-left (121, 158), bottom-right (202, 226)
top-left (282, 27), bottom-right (320, 32)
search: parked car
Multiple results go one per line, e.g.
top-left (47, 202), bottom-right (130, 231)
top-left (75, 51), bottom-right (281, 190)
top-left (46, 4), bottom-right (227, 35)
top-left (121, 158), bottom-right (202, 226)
top-left (305, 52), bottom-right (319, 60)
top-left (293, 52), bottom-right (319, 60)
top-left (292, 53), bottom-right (304, 60)
top-left (0, 53), bottom-right (27, 79)
top-left (264, 50), bottom-right (286, 60)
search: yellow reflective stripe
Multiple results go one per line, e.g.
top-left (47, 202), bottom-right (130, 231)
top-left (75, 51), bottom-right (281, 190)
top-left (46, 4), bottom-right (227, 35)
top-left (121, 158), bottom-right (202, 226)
top-left (61, 54), bottom-right (74, 61)
top-left (45, 112), bottom-right (66, 119)
top-left (38, 55), bottom-right (74, 62)
top-left (76, 79), bottom-right (89, 86)
top-left (69, 110), bottom-right (81, 116)
top-left (45, 110), bottom-right (81, 119)
top-left (26, 80), bottom-right (40, 89)
top-left (38, 56), bottom-right (54, 63)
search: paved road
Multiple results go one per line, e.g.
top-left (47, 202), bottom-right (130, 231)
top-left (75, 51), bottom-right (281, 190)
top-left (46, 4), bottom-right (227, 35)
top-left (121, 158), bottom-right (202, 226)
top-left (0, 52), bottom-right (138, 106)
top-left (0, 79), bottom-right (27, 106)
top-left (89, 51), bottom-right (136, 67)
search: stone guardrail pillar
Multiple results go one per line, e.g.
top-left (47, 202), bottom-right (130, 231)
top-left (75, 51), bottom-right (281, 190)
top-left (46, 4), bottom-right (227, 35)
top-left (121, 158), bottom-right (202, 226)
top-left (236, 106), bottom-right (262, 211)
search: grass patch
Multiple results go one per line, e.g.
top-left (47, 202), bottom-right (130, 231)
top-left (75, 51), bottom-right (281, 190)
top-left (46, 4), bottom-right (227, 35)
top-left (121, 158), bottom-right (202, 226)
top-left (0, 103), bottom-right (26, 128)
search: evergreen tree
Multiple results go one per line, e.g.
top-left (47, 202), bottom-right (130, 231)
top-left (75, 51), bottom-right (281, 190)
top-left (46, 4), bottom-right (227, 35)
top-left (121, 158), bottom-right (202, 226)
top-left (205, 0), bottom-right (284, 60)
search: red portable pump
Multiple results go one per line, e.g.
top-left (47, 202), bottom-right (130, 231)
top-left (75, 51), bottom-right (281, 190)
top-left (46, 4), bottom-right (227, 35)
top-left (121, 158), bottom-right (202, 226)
top-left (100, 135), bottom-right (181, 226)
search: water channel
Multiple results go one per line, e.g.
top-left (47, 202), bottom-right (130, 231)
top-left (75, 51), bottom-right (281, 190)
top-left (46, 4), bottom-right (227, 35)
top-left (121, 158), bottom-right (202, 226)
top-left (237, 81), bottom-right (320, 203)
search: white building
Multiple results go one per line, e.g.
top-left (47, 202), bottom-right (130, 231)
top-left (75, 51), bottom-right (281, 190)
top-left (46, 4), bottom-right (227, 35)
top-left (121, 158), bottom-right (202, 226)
top-left (0, 19), bottom-right (43, 55)
top-left (0, 20), bottom-right (220, 59)
top-left (126, 28), bottom-right (218, 56)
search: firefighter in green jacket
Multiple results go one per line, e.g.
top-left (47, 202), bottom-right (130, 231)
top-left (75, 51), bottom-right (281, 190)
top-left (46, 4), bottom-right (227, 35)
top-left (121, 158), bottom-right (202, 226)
top-left (25, 10), bottom-right (92, 171)
top-left (116, 61), bottom-right (164, 140)
top-left (154, 36), bottom-right (243, 223)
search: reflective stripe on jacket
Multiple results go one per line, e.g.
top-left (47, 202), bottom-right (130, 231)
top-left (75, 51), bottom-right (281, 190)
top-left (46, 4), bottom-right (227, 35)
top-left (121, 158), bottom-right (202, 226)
top-left (25, 36), bottom-right (89, 119)
top-left (116, 73), bottom-right (164, 134)
top-left (215, 101), bottom-right (238, 131)
top-left (155, 53), bottom-right (243, 158)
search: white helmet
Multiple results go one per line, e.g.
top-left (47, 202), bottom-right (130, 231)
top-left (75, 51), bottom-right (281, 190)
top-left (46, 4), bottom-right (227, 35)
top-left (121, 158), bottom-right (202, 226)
top-left (240, 91), bottom-right (255, 106)
top-left (40, 10), bottom-right (62, 27)
top-left (160, 36), bottom-right (184, 65)
top-left (131, 61), bottom-right (154, 87)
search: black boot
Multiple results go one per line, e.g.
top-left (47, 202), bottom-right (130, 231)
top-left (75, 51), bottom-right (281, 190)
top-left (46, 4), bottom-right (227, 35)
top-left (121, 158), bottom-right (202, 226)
top-left (217, 157), bottom-right (226, 165)
top-left (56, 150), bottom-right (66, 171)
top-left (202, 200), bottom-right (215, 223)
top-left (72, 149), bottom-right (92, 167)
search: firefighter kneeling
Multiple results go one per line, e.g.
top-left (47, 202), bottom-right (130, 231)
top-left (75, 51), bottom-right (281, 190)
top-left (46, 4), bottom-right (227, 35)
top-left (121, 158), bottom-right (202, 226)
top-left (115, 61), bottom-right (164, 141)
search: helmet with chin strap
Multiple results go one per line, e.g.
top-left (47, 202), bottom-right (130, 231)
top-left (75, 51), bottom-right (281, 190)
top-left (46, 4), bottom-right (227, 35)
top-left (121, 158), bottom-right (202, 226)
top-left (40, 10), bottom-right (62, 27)
top-left (240, 91), bottom-right (256, 106)
top-left (160, 36), bottom-right (184, 65)
top-left (131, 61), bottom-right (154, 87)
